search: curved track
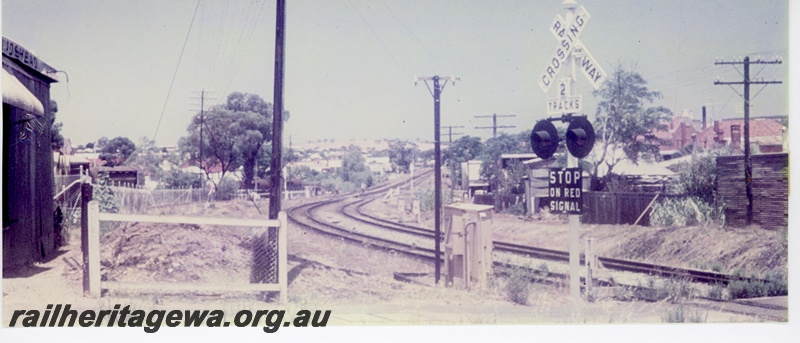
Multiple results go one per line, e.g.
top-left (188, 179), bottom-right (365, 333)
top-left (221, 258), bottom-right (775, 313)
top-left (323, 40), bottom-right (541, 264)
top-left (286, 170), bottom-right (775, 287)
top-left (347, 197), bottom-right (767, 286)
top-left (284, 171), bottom-right (784, 320)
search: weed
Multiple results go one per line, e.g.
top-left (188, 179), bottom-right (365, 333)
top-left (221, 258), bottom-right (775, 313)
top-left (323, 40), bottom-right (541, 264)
top-left (636, 278), bottom-right (695, 303)
top-left (215, 177), bottom-right (240, 201)
top-left (764, 271), bottom-right (789, 296)
top-left (650, 197), bottom-right (724, 227)
top-left (661, 305), bottom-right (707, 323)
top-left (706, 283), bottom-right (726, 300)
top-left (504, 265), bottom-right (534, 305)
top-left (729, 271), bottom-right (788, 299)
top-left (504, 202), bottom-right (526, 216)
top-left (537, 263), bottom-right (549, 273)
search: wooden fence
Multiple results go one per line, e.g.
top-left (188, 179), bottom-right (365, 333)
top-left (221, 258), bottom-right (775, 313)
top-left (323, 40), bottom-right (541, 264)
top-left (716, 153), bottom-right (788, 229)
top-left (83, 201), bottom-right (288, 302)
top-left (580, 192), bottom-right (686, 226)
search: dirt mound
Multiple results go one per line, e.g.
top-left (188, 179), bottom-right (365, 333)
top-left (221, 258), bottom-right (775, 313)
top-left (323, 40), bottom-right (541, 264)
top-left (100, 221), bottom-right (266, 284)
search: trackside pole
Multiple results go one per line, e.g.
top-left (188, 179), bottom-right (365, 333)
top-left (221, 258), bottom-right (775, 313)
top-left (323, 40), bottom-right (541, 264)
top-left (565, 0), bottom-right (581, 303)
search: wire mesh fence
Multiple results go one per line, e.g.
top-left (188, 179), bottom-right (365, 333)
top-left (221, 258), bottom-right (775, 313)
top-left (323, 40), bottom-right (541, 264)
top-left (108, 186), bottom-right (210, 214)
top-left (53, 175), bottom-right (84, 246)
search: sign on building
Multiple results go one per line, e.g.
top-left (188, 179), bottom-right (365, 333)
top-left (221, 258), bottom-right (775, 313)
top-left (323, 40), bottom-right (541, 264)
top-left (548, 167), bottom-right (582, 214)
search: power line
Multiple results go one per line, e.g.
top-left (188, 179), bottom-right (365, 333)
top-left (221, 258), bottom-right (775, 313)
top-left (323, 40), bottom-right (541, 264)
top-left (380, 0), bottom-right (446, 71)
top-left (347, 0), bottom-right (412, 76)
top-left (152, 0), bottom-right (201, 142)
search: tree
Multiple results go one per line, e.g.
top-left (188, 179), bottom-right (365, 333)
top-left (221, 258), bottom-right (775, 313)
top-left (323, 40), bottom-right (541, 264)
top-left (444, 135), bottom-right (483, 182)
top-left (99, 137), bottom-right (136, 167)
top-left (96, 136), bottom-right (108, 150)
top-left (338, 146), bottom-right (373, 188)
top-left (589, 64), bottom-right (673, 191)
top-left (179, 92), bottom-right (289, 189)
top-left (50, 100), bottom-right (64, 151)
top-left (388, 140), bottom-right (417, 173)
top-left (478, 132), bottom-right (530, 199)
top-left (124, 136), bottom-right (166, 179)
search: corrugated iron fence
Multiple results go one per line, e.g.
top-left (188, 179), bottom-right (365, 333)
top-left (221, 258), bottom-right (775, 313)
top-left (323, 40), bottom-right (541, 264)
top-left (716, 153), bottom-right (788, 229)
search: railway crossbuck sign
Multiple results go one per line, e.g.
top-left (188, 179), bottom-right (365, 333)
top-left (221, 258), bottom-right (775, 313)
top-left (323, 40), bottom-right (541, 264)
top-left (538, 5), bottom-right (607, 94)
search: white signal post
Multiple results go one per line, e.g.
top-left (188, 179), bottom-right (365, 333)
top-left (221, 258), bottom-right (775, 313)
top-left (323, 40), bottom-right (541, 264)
top-left (537, 0), bottom-right (606, 304)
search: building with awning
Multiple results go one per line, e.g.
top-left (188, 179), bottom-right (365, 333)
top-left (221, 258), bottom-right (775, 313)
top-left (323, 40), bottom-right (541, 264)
top-left (2, 67), bottom-right (44, 116)
top-left (3, 36), bottom-right (61, 269)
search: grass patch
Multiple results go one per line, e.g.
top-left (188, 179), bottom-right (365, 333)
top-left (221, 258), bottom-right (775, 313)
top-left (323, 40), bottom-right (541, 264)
top-left (661, 305), bottom-right (707, 323)
top-left (636, 278), bottom-right (695, 303)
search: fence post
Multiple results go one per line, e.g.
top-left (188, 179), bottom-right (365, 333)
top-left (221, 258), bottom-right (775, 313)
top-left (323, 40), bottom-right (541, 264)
top-left (278, 211), bottom-right (288, 304)
top-left (87, 201), bottom-right (101, 298)
top-left (585, 238), bottom-right (594, 301)
top-left (81, 182), bottom-right (93, 296)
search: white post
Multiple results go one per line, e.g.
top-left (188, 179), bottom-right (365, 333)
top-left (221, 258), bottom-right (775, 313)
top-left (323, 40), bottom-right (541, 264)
top-left (585, 237), bottom-right (594, 301)
top-left (278, 211), bottom-right (288, 303)
top-left (398, 199), bottom-right (406, 223)
top-left (410, 162), bottom-right (415, 196)
top-left (88, 201), bottom-right (101, 298)
top-left (564, 0), bottom-right (581, 303)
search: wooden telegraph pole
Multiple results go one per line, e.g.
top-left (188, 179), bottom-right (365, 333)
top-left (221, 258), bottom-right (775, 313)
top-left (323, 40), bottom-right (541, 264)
top-left (415, 75), bottom-right (459, 285)
top-left (475, 113), bottom-right (516, 138)
top-left (442, 125), bottom-right (464, 200)
top-left (269, 0), bottom-right (287, 220)
top-left (714, 56), bottom-right (782, 224)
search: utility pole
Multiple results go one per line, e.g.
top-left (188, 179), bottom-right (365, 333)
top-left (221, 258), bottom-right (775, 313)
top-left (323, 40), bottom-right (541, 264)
top-left (441, 125), bottom-right (464, 201)
top-left (190, 89), bottom-right (215, 182)
top-left (475, 113), bottom-right (516, 138)
top-left (475, 113), bottom-right (516, 210)
top-left (714, 55), bottom-right (782, 224)
top-left (415, 75), bottom-right (459, 285)
top-left (269, 0), bottom-right (287, 220)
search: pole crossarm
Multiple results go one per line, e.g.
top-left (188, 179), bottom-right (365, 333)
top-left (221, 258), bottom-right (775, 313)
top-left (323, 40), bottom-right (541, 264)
top-left (474, 113), bottom-right (516, 138)
top-left (714, 81), bottom-right (782, 85)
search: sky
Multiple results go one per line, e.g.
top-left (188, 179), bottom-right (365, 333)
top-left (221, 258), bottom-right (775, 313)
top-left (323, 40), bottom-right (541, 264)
top-left (1, 0), bottom-right (792, 148)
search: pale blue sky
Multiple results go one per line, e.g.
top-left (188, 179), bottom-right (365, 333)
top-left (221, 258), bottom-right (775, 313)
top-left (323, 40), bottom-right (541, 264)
top-left (2, 0), bottom-right (792, 147)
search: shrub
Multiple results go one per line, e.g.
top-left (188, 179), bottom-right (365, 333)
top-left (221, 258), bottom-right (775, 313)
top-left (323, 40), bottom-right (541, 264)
top-left (730, 272), bottom-right (790, 299)
top-left (93, 173), bottom-right (119, 213)
top-left (650, 197), bottom-right (723, 227)
top-left (92, 173), bottom-right (119, 234)
top-left (505, 266), bottom-right (534, 305)
top-left (162, 169), bottom-right (202, 189)
top-left (504, 202), bottom-right (526, 216)
top-left (706, 283), bottom-right (725, 300)
top-left (673, 155), bottom-right (718, 203)
top-left (215, 177), bottom-right (240, 201)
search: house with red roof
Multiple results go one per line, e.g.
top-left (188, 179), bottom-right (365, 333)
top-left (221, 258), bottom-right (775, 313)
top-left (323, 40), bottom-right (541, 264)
top-left (653, 109), bottom-right (786, 158)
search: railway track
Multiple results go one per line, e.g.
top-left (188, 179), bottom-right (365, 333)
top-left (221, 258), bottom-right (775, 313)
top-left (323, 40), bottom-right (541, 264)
top-left (346, 197), bottom-right (768, 286)
top-left (284, 172), bottom-right (785, 321)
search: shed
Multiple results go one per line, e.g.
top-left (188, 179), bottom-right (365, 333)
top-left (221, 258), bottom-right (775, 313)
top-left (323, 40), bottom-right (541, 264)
top-left (3, 37), bottom-right (60, 268)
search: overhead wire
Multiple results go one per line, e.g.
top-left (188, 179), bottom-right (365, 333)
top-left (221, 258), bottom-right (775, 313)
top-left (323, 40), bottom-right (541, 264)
top-left (152, 0), bottom-right (202, 142)
top-left (223, 0), bottom-right (269, 95)
top-left (381, 0), bottom-right (446, 71)
top-left (346, 0), bottom-right (412, 76)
